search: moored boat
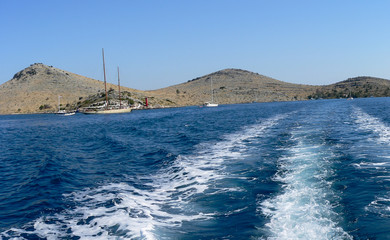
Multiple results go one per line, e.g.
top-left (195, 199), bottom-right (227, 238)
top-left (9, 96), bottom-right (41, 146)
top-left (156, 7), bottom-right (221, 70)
top-left (56, 96), bottom-right (76, 115)
top-left (83, 108), bottom-right (131, 114)
top-left (203, 102), bottom-right (218, 107)
top-left (204, 77), bottom-right (218, 107)
top-left (82, 49), bottom-right (132, 114)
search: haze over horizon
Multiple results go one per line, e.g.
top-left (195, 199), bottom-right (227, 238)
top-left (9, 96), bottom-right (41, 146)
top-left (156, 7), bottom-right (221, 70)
top-left (1, 0), bottom-right (389, 90)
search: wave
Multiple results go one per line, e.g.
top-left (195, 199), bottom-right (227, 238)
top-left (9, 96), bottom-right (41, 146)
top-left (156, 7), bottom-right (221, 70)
top-left (259, 127), bottom-right (352, 240)
top-left (353, 107), bottom-right (390, 221)
top-left (1, 114), bottom-right (288, 239)
top-left (354, 107), bottom-right (390, 144)
top-left (352, 107), bottom-right (390, 171)
top-left (365, 194), bottom-right (390, 218)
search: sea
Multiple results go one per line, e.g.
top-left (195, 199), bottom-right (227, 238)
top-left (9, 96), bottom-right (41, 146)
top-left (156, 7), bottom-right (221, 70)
top-left (0, 98), bottom-right (390, 240)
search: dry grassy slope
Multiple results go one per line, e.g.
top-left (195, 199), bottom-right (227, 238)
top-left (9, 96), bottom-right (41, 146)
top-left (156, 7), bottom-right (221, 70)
top-left (146, 69), bottom-right (320, 106)
top-left (332, 76), bottom-right (390, 90)
top-left (0, 63), bottom-right (167, 114)
top-left (313, 76), bottom-right (390, 98)
top-left (2, 64), bottom-right (390, 115)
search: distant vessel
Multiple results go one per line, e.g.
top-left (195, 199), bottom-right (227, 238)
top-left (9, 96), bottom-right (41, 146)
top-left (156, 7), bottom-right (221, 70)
top-left (204, 102), bottom-right (218, 107)
top-left (56, 95), bottom-right (75, 115)
top-left (83, 49), bottom-right (132, 114)
top-left (84, 108), bottom-right (131, 114)
top-left (63, 112), bottom-right (76, 116)
top-left (204, 77), bottom-right (218, 107)
top-left (347, 89), bottom-right (353, 100)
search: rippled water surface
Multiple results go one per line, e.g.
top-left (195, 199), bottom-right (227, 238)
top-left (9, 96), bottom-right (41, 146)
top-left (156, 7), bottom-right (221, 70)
top-left (1, 98), bottom-right (390, 239)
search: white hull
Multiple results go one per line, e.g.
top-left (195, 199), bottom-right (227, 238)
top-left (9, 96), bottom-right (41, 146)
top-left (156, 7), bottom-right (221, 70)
top-left (83, 108), bottom-right (132, 114)
top-left (57, 111), bottom-right (75, 116)
top-left (203, 102), bottom-right (218, 107)
top-left (206, 77), bottom-right (218, 107)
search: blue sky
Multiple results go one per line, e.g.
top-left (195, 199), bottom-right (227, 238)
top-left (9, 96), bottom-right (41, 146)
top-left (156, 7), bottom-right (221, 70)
top-left (1, 0), bottom-right (389, 90)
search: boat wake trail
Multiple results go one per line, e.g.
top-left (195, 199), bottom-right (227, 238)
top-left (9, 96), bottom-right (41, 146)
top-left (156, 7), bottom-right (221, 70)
top-left (353, 107), bottom-right (390, 219)
top-left (354, 107), bottom-right (390, 144)
top-left (1, 114), bottom-right (287, 239)
top-left (259, 127), bottom-right (352, 240)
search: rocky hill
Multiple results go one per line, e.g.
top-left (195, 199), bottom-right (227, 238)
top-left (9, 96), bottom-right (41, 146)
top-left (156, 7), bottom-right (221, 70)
top-left (1, 64), bottom-right (390, 115)
top-left (148, 70), bottom-right (390, 104)
top-left (311, 76), bottom-right (390, 99)
top-left (0, 63), bottom-right (173, 114)
top-left (147, 69), bottom-right (319, 106)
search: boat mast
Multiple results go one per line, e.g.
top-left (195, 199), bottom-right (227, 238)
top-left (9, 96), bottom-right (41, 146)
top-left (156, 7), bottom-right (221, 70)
top-left (102, 48), bottom-right (108, 110)
top-left (117, 66), bottom-right (122, 109)
top-left (58, 95), bottom-right (62, 111)
top-left (211, 77), bottom-right (214, 103)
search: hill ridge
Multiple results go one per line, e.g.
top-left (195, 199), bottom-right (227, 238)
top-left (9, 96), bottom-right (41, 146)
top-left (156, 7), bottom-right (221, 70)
top-left (186, 68), bottom-right (279, 84)
top-left (2, 64), bottom-right (390, 114)
top-left (148, 68), bottom-right (318, 106)
top-left (0, 63), bottom-right (171, 114)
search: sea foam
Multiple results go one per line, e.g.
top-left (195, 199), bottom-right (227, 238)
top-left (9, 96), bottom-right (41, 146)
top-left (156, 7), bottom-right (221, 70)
top-left (1, 114), bottom-right (287, 239)
top-left (259, 128), bottom-right (352, 240)
top-left (353, 107), bottom-right (390, 219)
top-left (354, 107), bottom-right (390, 144)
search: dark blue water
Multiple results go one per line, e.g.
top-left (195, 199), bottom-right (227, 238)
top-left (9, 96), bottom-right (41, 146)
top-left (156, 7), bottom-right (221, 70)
top-left (1, 98), bottom-right (389, 239)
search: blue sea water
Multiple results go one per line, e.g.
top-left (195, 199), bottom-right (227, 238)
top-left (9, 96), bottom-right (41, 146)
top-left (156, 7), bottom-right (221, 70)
top-left (0, 98), bottom-right (390, 239)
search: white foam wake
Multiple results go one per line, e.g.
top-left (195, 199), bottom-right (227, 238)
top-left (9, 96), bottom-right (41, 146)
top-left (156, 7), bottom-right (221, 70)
top-left (352, 107), bottom-right (390, 169)
top-left (2, 114), bottom-right (288, 239)
top-left (354, 107), bottom-right (390, 144)
top-left (365, 194), bottom-right (390, 218)
top-left (353, 107), bottom-right (390, 218)
top-left (260, 131), bottom-right (352, 240)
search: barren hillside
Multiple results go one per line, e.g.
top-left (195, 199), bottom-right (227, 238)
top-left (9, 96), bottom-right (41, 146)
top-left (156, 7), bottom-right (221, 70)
top-left (0, 63), bottom-right (172, 114)
top-left (1, 65), bottom-right (390, 115)
top-left (313, 76), bottom-right (390, 99)
top-left (146, 69), bottom-right (319, 106)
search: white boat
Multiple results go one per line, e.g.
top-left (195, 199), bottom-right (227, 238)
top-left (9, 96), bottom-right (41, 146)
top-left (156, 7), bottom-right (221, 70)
top-left (57, 110), bottom-right (76, 116)
top-left (347, 89), bottom-right (353, 100)
top-left (204, 77), bottom-right (218, 107)
top-left (64, 112), bottom-right (76, 116)
top-left (203, 102), bottom-right (218, 107)
top-left (56, 96), bottom-right (75, 115)
top-left (83, 49), bottom-right (132, 114)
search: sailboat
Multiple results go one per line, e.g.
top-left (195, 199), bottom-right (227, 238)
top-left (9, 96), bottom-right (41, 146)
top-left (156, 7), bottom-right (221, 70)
top-left (347, 89), bottom-right (353, 100)
top-left (83, 49), bottom-right (132, 114)
top-left (203, 77), bottom-right (218, 107)
top-left (56, 95), bottom-right (75, 115)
